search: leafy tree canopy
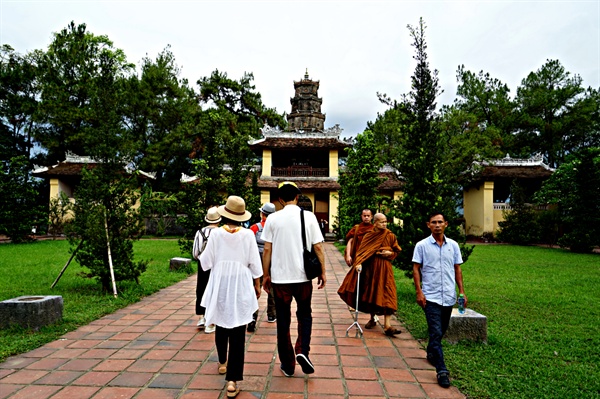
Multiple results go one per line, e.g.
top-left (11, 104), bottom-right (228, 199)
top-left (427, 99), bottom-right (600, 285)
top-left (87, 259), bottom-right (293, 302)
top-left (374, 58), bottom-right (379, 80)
top-left (337, 130), bottom-right (383, 237)
top-left (35, 21), bottom-right (133, 165)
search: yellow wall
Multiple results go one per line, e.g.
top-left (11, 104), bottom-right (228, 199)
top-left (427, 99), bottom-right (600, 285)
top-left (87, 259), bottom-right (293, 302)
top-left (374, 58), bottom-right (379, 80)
top-left (493, 208), bottom-right (507, 230)
top-left (262, 149), bottom-right (272, 177)
top-left (464, 184), bottom-right (482, 236)
top-left (329, 150), bottom-right (338, 178)
top-left (464, 181), bottom-right (495, 236)
top-left (50, 178), bottom-right (60, 199)
top-left (329, 191), bottom-right (339, 229)
top-left (392, 190), bottom-right (403, 226)
top-left (261, 190), bottom-right (271, 207)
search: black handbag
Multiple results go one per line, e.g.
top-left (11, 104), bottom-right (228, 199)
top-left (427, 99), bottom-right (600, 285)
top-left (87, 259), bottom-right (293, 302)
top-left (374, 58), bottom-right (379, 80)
top-left (300, 209), bottom-right (321, 280)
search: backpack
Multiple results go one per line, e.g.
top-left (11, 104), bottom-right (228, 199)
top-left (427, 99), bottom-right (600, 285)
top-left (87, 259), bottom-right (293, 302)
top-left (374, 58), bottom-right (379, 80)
top-left (194, 226), bottom-right (213, 260)
top-left (255, 222), bottom-right (265, 254)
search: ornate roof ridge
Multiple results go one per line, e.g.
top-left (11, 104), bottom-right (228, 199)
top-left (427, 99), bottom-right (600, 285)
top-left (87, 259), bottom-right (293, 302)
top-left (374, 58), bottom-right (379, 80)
top-left (248, 123), bottom-right (345, 145)
top-left (480, 153), bottom-right (555, 171)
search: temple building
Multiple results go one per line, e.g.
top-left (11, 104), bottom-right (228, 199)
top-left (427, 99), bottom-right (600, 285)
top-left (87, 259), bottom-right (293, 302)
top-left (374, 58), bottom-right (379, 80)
top-left (249, 71), bottom-right (402, 234)
top-left (463, 154), bottom-right (555, 237)
top-left (32, 152), bottom-right (155, 213)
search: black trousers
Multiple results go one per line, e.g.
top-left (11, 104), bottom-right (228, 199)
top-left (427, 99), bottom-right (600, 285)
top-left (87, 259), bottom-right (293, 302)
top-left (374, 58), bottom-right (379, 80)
top-left (195, 261), bottom-right (210, 315)
top-left (273, 281), bottom-right (313, 372)
top-left (215, 325), bottom-right (246, 381)
top-left (424, 301), bottom-right (453, 373)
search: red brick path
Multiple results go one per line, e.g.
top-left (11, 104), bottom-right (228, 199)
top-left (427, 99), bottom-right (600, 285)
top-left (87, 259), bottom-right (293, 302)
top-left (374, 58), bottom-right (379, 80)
top-left (0, 243), bottom-right (465, 398)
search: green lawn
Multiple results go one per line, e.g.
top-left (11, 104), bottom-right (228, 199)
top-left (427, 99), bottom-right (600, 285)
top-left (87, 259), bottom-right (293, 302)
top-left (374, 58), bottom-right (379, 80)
top-left (0, 239), bottom-right (190, 362)
top-left (404, 245), bottom-right (599, 399)
top-left (336, 242), bottom-right (600, 399)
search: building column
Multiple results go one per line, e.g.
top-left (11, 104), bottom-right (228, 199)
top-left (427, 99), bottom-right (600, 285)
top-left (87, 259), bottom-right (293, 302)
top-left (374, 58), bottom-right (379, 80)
top-left (262, 149), bottom-right (272, 177)
top-left (482, 181), bottom-right (495, 234)
top-left (329, 150), bottom-right (338, 178)
top-left (329, 191), bottom-right (339, 233)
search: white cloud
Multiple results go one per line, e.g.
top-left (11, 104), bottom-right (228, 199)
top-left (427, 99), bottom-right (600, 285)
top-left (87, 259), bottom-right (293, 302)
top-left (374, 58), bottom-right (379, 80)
top-left (2, 0), bottom-right (598, 136)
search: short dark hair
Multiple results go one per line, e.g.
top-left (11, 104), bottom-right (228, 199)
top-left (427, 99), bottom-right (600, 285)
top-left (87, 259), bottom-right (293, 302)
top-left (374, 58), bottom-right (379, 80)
top-left (278, 185), bottom-right (300, 202)
top-left (428, 212), bottom-right (446, 222)
top-left (361, 209), bottom-right (372, 215)
top-left (220, 216), bottom-right (242, 226)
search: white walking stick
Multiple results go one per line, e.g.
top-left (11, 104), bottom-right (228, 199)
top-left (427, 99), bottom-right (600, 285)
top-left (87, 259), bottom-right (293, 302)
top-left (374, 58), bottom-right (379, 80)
top-left (346, 264), bottom-right (363, 337)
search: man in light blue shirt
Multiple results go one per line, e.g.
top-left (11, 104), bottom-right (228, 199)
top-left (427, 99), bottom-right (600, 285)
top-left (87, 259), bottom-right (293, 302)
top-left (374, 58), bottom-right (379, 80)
top-left (412, 212), bottom-right (467, 389)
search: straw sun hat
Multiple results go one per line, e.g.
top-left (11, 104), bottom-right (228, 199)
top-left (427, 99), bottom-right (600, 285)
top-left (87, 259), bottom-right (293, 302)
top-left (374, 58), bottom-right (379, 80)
top-left (217, 196), bottom-right (252, 222)
top-left (204, 207), bottom-right (222, 224)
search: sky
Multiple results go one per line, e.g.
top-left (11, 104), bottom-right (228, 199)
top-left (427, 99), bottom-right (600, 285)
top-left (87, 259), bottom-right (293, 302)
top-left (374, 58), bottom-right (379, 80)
top-left (2, 0), bottom-right (599, 137)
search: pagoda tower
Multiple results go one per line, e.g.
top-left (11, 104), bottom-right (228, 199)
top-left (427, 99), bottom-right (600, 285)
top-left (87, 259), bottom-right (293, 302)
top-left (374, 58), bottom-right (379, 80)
top-left (286, 70), bottom-right (325, 132)
top-left (247, 71), bottom-right (402, 235)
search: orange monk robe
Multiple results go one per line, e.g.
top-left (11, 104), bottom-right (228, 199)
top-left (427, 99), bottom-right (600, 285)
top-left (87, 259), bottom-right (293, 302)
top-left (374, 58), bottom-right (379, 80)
top-left (345, 222), bottom-right (374, 261)
top-left (338, 227), bottom-right (402, 315)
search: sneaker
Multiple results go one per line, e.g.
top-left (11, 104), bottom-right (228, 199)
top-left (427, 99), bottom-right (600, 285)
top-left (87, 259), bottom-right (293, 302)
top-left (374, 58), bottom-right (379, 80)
top-left (437, 371), bottom-right (451, 388)
top-left (205, 324), bottom-right (216, 334)
top-left (247, 321), bottom-right (256, 332)
top-left (196, 316), bottom-right (206, 328)
top-left (280, 365), bottom-right (294, 377)
top-left (267, 315), bottom-right (276, 323)
top-left (295, 353), bottom-right (315, 374)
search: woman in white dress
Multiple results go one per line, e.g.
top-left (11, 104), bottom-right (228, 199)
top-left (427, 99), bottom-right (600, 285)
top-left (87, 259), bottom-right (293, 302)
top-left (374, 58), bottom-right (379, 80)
top-left (199, 196), bottom-right (262, 398)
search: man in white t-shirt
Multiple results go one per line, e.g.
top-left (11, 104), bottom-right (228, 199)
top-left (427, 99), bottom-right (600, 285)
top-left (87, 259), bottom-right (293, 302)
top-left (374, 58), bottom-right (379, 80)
top-left (261, 181), bottom-right (326, 378)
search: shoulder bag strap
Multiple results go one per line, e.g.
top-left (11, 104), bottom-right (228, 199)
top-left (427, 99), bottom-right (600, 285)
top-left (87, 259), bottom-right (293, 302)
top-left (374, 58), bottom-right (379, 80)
top-left (300, 209), bottom-right (308, 251)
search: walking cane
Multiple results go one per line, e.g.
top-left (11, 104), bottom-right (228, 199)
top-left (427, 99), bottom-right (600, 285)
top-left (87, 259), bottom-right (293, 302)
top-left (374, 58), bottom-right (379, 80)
top-left (346, 264), bottom-right (363, 337)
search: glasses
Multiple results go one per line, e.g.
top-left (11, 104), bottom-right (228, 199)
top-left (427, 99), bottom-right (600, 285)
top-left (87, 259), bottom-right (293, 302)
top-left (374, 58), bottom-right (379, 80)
top-left (278, 181), bottom-right (298, 189)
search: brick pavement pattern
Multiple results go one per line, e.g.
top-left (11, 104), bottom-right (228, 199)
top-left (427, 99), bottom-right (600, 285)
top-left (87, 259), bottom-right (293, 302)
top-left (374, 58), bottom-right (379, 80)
top-left (0, 243), bottom-right (465, 399)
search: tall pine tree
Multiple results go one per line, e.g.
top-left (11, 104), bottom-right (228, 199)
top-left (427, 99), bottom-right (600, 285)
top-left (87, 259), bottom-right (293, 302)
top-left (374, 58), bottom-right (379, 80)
top-left (379, 18), bottom-right (472, 272)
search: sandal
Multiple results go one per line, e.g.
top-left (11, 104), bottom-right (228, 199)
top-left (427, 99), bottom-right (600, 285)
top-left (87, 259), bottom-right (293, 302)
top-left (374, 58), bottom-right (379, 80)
top-left (384, 327), bottom-right (402, 336)
top-left (226, 381), bottom-right (240, 398)
top-left (365, 319), bottom-right (377, 329)
top-left (218, 361), bottom-right (227, 375)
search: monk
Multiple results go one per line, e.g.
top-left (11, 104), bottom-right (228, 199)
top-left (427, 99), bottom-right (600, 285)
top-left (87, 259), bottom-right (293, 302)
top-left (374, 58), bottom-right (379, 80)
top-left (338, 213), bottom-right (402, 336)
top-left (344, 209), bottom-right (374, 267)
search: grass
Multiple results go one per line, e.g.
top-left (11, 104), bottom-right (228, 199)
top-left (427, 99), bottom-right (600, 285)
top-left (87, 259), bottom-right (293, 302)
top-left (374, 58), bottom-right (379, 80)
top-left (0, 239), bottom-right (190, 362)
top-left (335, 242), bottom-right (600, 399)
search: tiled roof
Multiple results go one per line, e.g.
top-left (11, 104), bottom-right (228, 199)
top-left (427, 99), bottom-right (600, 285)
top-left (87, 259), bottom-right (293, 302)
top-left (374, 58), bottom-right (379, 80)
top-left (33, 161), bottom-right (155, 180)
top-left (378, 172), bottom-right (403, 191)
top-left (255, 171), bottom-right (403, 192)
top-left (32, 162), bottom-right (98, 177)
top-left (256, 178), bottom-right (341, 190)
top-left (249, 137), bottom-right (350, 149)
top-left (479, 165), bottom-right (555, 179)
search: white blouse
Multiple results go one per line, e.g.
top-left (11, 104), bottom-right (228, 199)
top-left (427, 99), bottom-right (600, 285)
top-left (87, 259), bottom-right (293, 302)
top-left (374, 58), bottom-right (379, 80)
top-left (199, 227), bottom-right (263, 328)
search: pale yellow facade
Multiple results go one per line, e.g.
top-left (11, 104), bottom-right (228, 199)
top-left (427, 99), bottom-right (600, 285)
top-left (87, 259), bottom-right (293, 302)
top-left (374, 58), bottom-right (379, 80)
top-left (463, 181), bottom-right (508, 236)
top-left (328, 150), bottom-right (339, 178)
top-left (261, 149), bottom-right (272, 177)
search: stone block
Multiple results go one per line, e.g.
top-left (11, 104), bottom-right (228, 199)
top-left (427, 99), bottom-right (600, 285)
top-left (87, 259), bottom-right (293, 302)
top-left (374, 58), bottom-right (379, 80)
top-left (444, 308), bottom-right (487, 343)
top-left (324, 233), bottom-right (337, 242)
top-left (169, 257), bottom-right (192, 271)
top-left (0, 295), bottom-right (63, 330)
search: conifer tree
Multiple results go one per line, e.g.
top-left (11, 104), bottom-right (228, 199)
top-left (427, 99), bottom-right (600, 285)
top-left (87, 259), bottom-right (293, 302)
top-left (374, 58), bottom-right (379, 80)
top-left (376, 18), bottom-right (472, 272)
